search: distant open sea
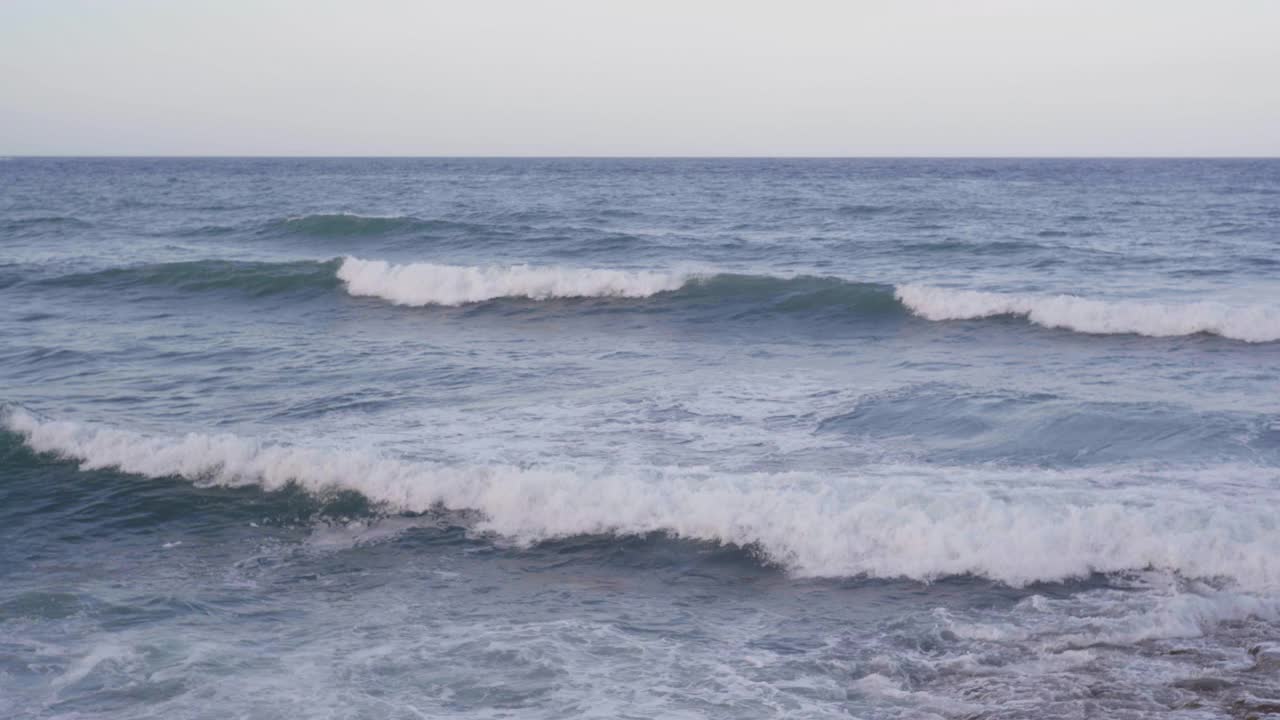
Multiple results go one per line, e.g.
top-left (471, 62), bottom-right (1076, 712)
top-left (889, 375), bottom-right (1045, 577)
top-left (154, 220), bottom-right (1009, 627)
top-left (2, 158), bottom-right (1278, 719)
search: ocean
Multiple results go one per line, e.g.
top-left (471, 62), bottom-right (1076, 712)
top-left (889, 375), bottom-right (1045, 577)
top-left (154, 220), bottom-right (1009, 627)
top-left (1, 157), bottom-right (1278, 719)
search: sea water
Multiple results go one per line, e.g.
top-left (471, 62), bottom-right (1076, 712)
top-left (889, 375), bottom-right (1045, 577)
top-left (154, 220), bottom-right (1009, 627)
top-left (2, 158), bottom-right (1278, 718)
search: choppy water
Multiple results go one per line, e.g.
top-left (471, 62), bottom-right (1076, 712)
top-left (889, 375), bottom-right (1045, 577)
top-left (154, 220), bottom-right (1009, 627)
top-left (2, 158), bottom-right (1279, 719)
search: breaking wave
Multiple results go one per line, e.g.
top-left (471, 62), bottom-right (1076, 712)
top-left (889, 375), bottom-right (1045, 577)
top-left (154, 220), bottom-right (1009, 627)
top-left (337, 257), bottom-right (691, 306)
top-left (24, 254), bottom-right (1280, 342)
top-left (5, 408), bottom-right (1279, 590)
top-left (340, 258), bottom-right (1280, 342)
top-left (896, 284), bottom-right (1280, 343)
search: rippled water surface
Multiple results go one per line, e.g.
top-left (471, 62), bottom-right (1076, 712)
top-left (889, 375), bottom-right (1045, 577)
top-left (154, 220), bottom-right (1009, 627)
top-left (2, 158), bottom-right (1279, 719)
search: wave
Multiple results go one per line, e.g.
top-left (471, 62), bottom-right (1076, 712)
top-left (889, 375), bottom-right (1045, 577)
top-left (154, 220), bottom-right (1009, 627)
top-left (896, 285), bottom-right (1280, 343)
top-left (334, 257), bottom-right (902, 312)
top-left (1, 216), bottom-right (92, 236)
top-left (835, 204), bottom-right (896, 217)
top-left (339, 258), bottom-right (1280, 342)
top-left (897, 239), bottom-right (1048, 255)
top-left (23, 254), bottom-right (1280, 342)
top-left (266, 213), bottom-right (481, 238)
top-left (5, 408), bottom-right (1279, 590)
top-left (44, 259), bottom-right (342, 296)
top-left (337, 257), bottom-right (691, 306)
top-left (166, 223), bottom-right (241, 238)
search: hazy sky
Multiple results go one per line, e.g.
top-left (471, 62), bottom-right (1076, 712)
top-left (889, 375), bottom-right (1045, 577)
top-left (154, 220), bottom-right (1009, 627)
top-left (2, 0), bottom-right (1277, 156)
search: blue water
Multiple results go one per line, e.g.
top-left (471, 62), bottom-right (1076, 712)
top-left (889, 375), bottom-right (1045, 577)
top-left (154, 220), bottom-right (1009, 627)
top-left (2, 158), bottom-right (1279, 719)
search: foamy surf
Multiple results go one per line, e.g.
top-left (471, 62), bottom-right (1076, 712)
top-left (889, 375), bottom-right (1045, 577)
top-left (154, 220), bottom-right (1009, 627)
top-left (6, 408), bottom-right (1279, 590)
top-left (337, 257), bottom-right (691, 306)
top-left (335, 257), bottom-right (1280, 342)
top-left (896, 284), bottom-right (1280, 342)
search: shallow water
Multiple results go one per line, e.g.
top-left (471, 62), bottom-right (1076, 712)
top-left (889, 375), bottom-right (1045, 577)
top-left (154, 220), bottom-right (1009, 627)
top-left (2, 158), bottom-right (1279, 718)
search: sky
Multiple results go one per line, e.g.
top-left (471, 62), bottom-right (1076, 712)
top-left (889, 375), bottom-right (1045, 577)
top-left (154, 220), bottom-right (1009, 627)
top-left (1, 0), bottom-right (1278, 156)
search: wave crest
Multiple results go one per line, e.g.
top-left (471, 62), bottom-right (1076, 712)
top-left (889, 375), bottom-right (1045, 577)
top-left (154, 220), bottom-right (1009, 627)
top-left (46, 259), bottom-right (341, 296)
top-left (337, 257), bottom-right (690, 306)
top-left (896, 285), bottom-right (1280, 343)
top-left (24, 253), bottom-right (1280, 343)
top-left (5, 408), bottom-right (1279, 590)
top-left (267, 213), bottom-right (476, 238)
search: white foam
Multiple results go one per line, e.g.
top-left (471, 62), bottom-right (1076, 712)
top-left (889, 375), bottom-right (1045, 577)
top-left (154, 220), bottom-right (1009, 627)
top-left (895, 285), bottom-right (1280, 342)
top-left (337, 257), bottom-right (690, 306)
top-left (6, 409), bottom-right (1280, 590)
top-left (950, 580), bottom-right (1280, 650)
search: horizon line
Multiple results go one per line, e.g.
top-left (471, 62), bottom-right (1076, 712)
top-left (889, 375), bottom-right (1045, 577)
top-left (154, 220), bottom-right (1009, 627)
top-left (4, 154), bottom-right (1279, 160)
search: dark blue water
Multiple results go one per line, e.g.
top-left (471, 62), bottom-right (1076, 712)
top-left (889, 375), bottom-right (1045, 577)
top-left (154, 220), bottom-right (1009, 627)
top-left (2, 158), bottom-right (1279, 719)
